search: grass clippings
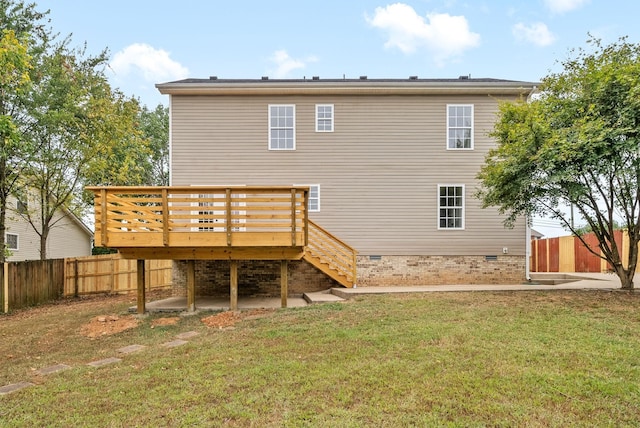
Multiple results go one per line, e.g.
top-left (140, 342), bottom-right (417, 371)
top-left (2, 290), bottom-right (640, 426)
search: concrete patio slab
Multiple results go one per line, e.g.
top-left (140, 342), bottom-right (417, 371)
top-left (332, 273), bottom-right (625, 299)
top-left (131, 296), bottom-right (308, 313)
top-left (129, 273), bottom-right (629, 313)
top-left (303, 290), bottom-right (346, 304)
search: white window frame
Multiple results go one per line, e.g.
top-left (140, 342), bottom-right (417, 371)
top-left (269, 104), bottom-right (296, 150)
top-left (294, 184), bottom-right (320, 212)
top-left (446, 104), bottom-right (474, 150)
top-left (190, 186), bottom-right (246, 232)
top-left (308, 185), bottom-right (320, 212)
top-left (315, 104), bottom-right (334, 132)
top-left (437, 185), bottom-right (465, 230)
top-left (6, 233), bottom-right (18, 250)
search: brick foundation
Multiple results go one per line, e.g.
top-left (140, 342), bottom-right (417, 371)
top-left (172, 260), bottom-right (340, 297)
top-left (356, 255), bottom-right (526, 286)
top-left (171, 255), bottom-right (526, 296)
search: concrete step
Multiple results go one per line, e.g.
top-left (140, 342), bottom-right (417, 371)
top-left (303, 289), bottom-right (346, 304)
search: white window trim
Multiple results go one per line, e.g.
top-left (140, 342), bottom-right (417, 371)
top-left (446, 104), bottom-right (474, 150)
top-left (315, 104), bottom-right (334, 133)
top-left (294, 184), bottom-right (320, 212)
top-left (6, 233), bottom-right (18, 250)
top-left (189, 185), bottom-right (247, 232)
top-left (268, 104), bottom-right (296, 150)
top-left (437, 184), bottom-right (465, 230)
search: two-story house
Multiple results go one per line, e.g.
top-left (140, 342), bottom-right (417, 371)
top-left (153, 76), bottom-right (537, 293)
top-left (6, 193), bottom-right (92, 261)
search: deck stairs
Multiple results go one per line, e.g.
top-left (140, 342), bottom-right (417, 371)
top-left (303, 220), bottom-right (357, 288)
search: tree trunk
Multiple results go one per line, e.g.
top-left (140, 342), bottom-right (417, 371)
top-left (0, 202), bottom-right (5, 263)
top-left (614, 266), bottom-right (635, 290)
top-left (39, 226), bottom-right (49, 260)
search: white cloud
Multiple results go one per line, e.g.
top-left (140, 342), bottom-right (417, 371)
top-left (543, 0), bottom-right (589, 14)
top-left (109, 43), bottom-right (189, 83)
top-left (269, 50), bottom-right (318, 78)
top-left (366, 3), bottom-right (480, 66)
top-left (512, 22), bottom-right (556, 46)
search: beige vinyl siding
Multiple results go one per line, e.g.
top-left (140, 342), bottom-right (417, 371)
top-left (5, 195), bottom-right (92, 261)
top-left (170, 93), bottom-right (526, 256)
top-left (46, 211), bottom-right (92, 259)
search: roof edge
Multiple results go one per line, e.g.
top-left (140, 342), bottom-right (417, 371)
top-left (156, 78), bottom-right (539, 97)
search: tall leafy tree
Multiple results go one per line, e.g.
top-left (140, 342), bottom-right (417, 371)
top-left (139, 104), bottom-right (169, 186)
top-left (0, 28), bottom-right (32, 261)
top-left (477, 37), bottom-right (640, 289)
top-left (2, 0), bottom-right (152, 259)
top-left (22, 44), bottom-right (151, 259)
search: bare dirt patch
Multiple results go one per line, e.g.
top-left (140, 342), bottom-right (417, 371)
top-left (80, 314), bottom-right (139, 338)
top-left (201, 309), bottom-right (274, 329)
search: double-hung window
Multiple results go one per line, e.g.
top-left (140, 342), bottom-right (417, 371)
top-left (447, 104), bottom-right (473, 149)
top-left (438, 185), bottom-right (464, 229)
top-left (269, 105), bottom-right (295, 150)
top-left (316, 104), bottom-right (334, 132)
top-left (295, 184), bottom-right (320, 212)
top-left (308, 185), bottom-right (320, 212)
top-left (6, 233), bottom-right (18, 250)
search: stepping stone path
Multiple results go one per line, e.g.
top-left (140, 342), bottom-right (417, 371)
top-left (117, 344), bottom-right (146, 354)
top-left (0, 382), bottom-right (34, 396)
top-left (35, 364), bottom-right (71, 376)
top-left (1, 330), bottom-right (201, 396)
top-left (87, 357), bottom-right (122, 368)
top-left (175, 331), bottom-right (199, 340)
top-left (162, 339), bottom-right (188, 348)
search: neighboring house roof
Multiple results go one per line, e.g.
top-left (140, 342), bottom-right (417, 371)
top-left (63, 207), bottom-right (93, 238)
top-left (530, 228), bottom-right (545, 239)
top-left (157, 76), bottom-right (539, 97)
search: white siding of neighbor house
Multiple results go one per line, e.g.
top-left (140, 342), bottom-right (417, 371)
top-left (5, 195), bottom-right (92, 261)
top-left (169, 93), bottom-right (526, 257)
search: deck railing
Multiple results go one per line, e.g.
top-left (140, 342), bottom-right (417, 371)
top-left (87, 186), bottom-right (309, 249)
top-left (305, 220), bottom-right (357, 287)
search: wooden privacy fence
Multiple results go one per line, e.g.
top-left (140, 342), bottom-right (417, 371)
top-left (65, 254), bottom-right (173, 296)
top-left (531, 230), bottom-right (640, 273)
top-left (1, 254), bottom-right (173, 313)
top-left (0, 259), bottom-right (65, 313)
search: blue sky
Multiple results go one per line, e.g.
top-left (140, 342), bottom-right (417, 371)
top-left (34, 0), bottom-right (638, 236)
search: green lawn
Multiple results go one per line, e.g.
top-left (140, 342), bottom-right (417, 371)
top-left (2, 291), bottom-right (640, 427)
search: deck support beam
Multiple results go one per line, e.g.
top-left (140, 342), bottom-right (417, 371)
top-left (136, 259), bottom-right (146, 314)
top-left (281, 260), bottom-right (288, 308)
top-left (230, 260), bottom-right (238, 311)
top-left (187, 260), bottom-right (196, 312)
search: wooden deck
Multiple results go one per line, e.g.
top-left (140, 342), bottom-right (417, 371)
top-left (88, 186), bottom-right (309, 260)
top-left (87, 186), bottom-right (357, 313)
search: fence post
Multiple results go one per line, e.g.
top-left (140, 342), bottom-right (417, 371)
top-left (74, 259), bottom-right (79, 297)
top-left (146, 260), bottom-right (151, 293)
top-left (110, 254), bottom-right (116, 293)
top-left (3, 262), bottom-right (8, 313)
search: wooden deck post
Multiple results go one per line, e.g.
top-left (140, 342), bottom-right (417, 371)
top-left (136, 259), bottom-right (146, 314)
top-left (187, 260), bottom-right (196, 312)
top-left (230, 260), bottom-right (238, 310)
top-left (281, 260), bottom-right (288, 308)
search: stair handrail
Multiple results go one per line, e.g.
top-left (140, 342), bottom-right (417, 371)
top-left (307, 220), bottom-right (357, 286)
